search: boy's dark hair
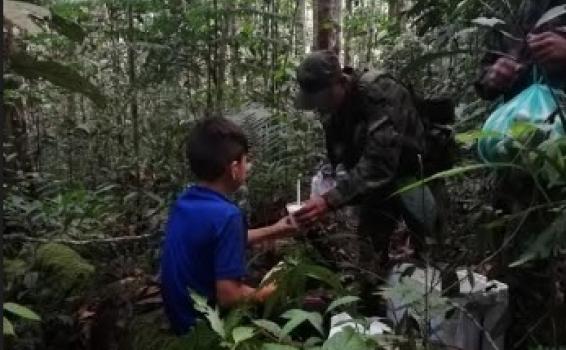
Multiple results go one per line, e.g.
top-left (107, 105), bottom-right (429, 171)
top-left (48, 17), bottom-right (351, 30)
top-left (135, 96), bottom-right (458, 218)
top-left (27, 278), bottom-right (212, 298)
top-left (187, 117), bottom-right (249, 181)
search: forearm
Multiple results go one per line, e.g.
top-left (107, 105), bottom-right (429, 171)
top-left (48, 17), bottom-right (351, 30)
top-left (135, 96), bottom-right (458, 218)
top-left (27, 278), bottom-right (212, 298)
top-left (216, 281), bottom-right (275, 307)
top-left (248, 220), bottom-right (293, 245)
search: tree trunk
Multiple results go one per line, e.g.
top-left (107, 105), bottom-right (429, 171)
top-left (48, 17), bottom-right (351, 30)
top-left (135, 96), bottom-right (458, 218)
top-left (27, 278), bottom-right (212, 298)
top-left (295, 0), bottom-right (305, 56)
top-left (127, 4), bottom-right (141, 226)
top-left (229, 0), bottom-right (240, 103)
top-left (314, 0), bottom-right (340, 53)
top-left (366, 0), bottom-right (376, 65)
top-left (214, 0), bottom-right (224, 115)
top-left (388, 0), bottom-right (403, 31)
top-left (344, 0), bottom-right (353, 66)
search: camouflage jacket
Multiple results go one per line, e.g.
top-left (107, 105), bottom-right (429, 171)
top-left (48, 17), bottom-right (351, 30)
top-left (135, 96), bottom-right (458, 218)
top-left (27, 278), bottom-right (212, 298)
top-left (322, 71), bottom-right (425, 209)
top-left (476, 0), bottom-right (566, 101)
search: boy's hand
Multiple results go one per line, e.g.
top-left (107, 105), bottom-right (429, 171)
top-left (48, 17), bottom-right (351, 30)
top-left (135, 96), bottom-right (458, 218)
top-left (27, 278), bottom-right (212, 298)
top-left (273, 216), bottom-right (298, 236)
top-left (255, 282), bottom-right (277, 302)
top-left (528, 31), bottom-right (566, 71)
top-left (294, 195), bottom-right (329, 225)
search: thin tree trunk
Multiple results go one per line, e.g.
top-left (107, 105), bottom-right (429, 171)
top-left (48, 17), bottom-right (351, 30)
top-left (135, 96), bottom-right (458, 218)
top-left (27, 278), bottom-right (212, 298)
top-left (108, 6), bottom-right (124, 153)
top-left (388, 0), bottom-right (403, 31)
top-left (214, 0), bottom-right (223, 115)
top-left (66, 95), bottom-right (75, 182)
top-left (333, 0), bottom-right (342, 55)
top-left (295, 0), bottom-right (305, 56)
top-left (128, 4), bottom-right (141, 226)
top-left (344, 0), bottom-right (352, 65)
top-left (229, 0), bottom-right (240, 103)
top-left (366, 0), bottom-right (376, 65)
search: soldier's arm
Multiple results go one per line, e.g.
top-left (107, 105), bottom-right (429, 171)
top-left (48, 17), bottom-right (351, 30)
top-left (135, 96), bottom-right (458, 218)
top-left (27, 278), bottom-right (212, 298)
top-left (323, 77), bottom-right (414, 209)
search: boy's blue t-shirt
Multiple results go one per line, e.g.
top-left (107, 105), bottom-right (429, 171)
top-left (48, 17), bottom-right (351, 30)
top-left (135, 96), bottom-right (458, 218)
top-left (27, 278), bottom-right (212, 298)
top-left (160, 185), bottom-right (247, 335)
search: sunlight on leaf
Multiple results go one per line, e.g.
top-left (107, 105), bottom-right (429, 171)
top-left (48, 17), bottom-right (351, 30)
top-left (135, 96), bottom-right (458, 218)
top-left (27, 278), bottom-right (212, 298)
top-left (325, 296), bottom-right (360, 314)
top-left (4, 303), bottom-right (41, 321)
top-left (535, 5), bottom-right (566, 28)
top-left (3, 317), bottom-right (16, 336)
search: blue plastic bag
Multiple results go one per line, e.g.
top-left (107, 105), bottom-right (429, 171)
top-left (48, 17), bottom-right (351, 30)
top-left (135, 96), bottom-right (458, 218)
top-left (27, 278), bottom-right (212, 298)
top-left (478, 83), bottom-right (565, 163)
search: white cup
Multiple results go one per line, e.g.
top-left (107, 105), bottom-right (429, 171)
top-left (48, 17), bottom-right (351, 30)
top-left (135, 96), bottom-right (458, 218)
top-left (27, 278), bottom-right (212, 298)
top-left (286, 203), bottom-right (303, 227)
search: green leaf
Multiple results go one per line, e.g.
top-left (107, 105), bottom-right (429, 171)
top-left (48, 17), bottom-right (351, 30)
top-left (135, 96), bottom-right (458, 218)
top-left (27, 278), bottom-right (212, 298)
top-left (471, 17), bottom-right (520, 41)
top-left (510, 211), bottom-right (566, 267)
top-left (232, 326), bottom-right (254, 344)
top-left (261, 344), bottom-right (299, 350)
top-left (3, 0), bottom-right (50, 34)
top-left (302, 264), bottom-right (343, 292)
top-left (3, 317), bottom-right (15, 336)
top-left (325, 296), bottom-right (360, 314)
top-left (9, 52), bottom-right (106, 108)
top-left (322, 328), bottom-right (371, 350)
top-left (471, 17), bottom-right (505, 28)
top-left (252, 319), bottom-right (283, 338)
top-left (535, 5), bottom-right (566, 28)
top-left (280, 309), bottom-right (324, 338)
top-left (190, 291), bottom-right (226, 339)
top-left (50, 10), bottom-right (86, 43)
top-left (4, 303), bottom-right (40, 321)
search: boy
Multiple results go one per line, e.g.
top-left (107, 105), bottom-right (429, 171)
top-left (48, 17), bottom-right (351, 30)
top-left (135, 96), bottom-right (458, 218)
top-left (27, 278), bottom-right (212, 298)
top-left (160, 117), bottom-right (297, 335)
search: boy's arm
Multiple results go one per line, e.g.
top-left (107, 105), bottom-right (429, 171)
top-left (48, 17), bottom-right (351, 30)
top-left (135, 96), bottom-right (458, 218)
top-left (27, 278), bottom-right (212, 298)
top-left (216, 280), bottom-right (276, 307)
top-left (247, 216), bottom-right (297, 245)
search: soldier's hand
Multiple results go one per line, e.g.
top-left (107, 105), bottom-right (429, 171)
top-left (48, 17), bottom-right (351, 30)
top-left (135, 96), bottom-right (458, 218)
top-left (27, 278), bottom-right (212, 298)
top-left (294, 196), bottom-right (329, 226)
top-left (484, 57), bottom-right (524, 92)
top-left (528, 31), bottom-right (566, 71)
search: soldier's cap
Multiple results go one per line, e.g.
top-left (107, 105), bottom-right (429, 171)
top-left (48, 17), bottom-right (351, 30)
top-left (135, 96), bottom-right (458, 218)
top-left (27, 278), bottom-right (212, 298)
top-left (295, 50), bottom-right (342, 110)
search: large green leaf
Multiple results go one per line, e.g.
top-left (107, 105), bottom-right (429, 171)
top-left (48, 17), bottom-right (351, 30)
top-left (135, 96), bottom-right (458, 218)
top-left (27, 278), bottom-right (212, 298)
top-left (325, 296), bottom-right (360, 314)
top-left (322, 328), bottom-right (372, 350)
top-left (510, 211), bottom-right (566, 267)
top-left (3, 0), bottom-right (50, 34)
top-left (535, 5), bottom-right (566, 28)
top-left (3, 317), bottom-right (15, 336)
top-left (4, 303), bottom-right (40, 321)
top-left (190, 291), bottom-right (226, 339)
top-left (280, 309), bottom-right (324, 338)
top-left (232, 326), bottom-right (255, 344)
top-left (261, 344), bottom-right (299, 350)
top-left (9, 51), bottom-right (106, 108)
top-left (50, 11), bottom-right (86, 43)
top-left (252, 319), bottom-right (283, 338)
top-left (392, 163), bottom-right (520, 196)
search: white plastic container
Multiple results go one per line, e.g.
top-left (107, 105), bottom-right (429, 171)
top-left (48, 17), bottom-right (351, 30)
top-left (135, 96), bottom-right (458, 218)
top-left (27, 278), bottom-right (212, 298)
top-left (286, 203), bottom-right (303, 227)
top-left (386, 264), bottom-right (509, 350)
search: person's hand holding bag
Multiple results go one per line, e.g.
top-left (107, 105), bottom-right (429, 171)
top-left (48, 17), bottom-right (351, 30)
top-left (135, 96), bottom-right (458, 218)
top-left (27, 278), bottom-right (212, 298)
top-left (528, 30), bottom-right (566, 73)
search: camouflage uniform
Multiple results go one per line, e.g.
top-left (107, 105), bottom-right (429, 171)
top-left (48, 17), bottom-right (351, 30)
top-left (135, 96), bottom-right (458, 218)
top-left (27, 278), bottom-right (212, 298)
top-left (319, 70), bottom-right (427, 272)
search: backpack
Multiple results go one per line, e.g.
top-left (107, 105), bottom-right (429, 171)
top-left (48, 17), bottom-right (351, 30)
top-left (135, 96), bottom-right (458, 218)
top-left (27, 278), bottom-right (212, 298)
top-left (409, 89), bottom-right (458, 176)
top-left (356, 69), bottom-right (457, 176)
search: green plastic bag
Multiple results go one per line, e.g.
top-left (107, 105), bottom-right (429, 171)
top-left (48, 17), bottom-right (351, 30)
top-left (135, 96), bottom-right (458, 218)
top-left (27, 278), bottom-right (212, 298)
top-left (478, 83), bottom-right (565, 163)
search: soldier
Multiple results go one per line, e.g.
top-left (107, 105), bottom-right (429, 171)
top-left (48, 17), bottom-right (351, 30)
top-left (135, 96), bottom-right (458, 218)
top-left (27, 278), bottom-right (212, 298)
top-left (293, 50), bottom-right (431, 280)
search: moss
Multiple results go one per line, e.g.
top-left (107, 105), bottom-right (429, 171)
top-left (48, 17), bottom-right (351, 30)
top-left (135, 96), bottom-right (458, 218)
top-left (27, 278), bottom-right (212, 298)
top-left (35, 243), bottom-right (95, 292)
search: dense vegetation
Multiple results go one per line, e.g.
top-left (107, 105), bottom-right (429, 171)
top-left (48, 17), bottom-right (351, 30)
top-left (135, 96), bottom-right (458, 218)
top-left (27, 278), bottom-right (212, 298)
top-left (3, 0), bottom-right (566, 349)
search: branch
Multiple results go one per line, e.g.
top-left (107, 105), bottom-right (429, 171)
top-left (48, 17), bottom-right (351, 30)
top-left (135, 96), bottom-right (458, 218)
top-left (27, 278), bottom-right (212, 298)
top-left (3, 233), bottom-right (156, 245)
